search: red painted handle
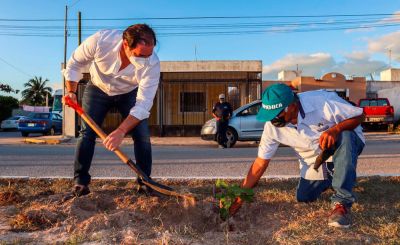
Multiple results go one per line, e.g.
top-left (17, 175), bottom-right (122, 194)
top-left (64, 96), bottom-right (84, 115)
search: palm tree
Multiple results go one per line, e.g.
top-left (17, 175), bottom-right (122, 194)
top-left (21, 76), bottom-right (53, 106)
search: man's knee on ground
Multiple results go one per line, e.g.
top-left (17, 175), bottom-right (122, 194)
top-left (296, 191), bottom-right (319, 203)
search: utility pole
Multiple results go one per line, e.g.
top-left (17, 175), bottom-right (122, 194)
top-left (62, 5), bottom-right (68, 137)
top-left (389, 48), bottom-right (392, 68)
top-left (78, 11), bottom-right (82, 45)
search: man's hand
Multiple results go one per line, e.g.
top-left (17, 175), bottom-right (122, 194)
top-left (103, 128), bottom-right (125, 151)
top-left (229, 197), bottom-right (243, 216)
top-left (62, 92), bottom-right (77, 106)
top-left (319, 126), bottom-right (340, 150)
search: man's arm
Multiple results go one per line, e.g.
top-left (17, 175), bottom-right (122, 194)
top-left (103, 61), bottom-right (160, 151)
top-left (63, 32), bottom-right (99, 104)
top-left (229, 157), bottom-right (270, 215)
top-left (103, 115), bottom-right (141, 151)
top-left (319, 114), bottom-right (364, 150)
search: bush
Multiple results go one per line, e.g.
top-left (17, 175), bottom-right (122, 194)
top-left (0, 95), bottom-right (19, 122)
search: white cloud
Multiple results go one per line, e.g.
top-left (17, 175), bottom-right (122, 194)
top-left (262, 53), bottom-right (335, 79)
top-left (334, 51), bottom-right (387, 76)
top-left (263, 51), bottom-right (387, 79)
top-left (367, 31), bottom-right (400, 61)
top-left (379, 11), bottom-right (400, 24)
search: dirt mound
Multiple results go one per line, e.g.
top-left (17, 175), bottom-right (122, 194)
top-left (0, 190), bottom-right (23, 205)
top-left (0, 177), bottom-right (399, 244)
top-left (11, 207), bottom-right (64, 231)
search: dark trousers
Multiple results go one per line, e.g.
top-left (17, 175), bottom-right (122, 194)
top-left (216, 119), bottom-right (229, 147)
top-left (296, 130), bottom-right (364, 208)
top-left (74, 84), bottom-right (152, 186)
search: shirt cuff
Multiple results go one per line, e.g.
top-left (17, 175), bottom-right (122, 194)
top-left (62, 68), bottom-right (82, 82)
top-left (129, 105), bottom-right (150, 121)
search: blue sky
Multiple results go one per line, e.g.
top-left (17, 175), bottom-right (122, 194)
top-left (1, 0), bottom-right (400, 98)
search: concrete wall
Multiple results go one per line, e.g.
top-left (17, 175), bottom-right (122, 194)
top-left (377, 87), bottom-right (400, 121)
top-left (160, 60), bottom-right (262, 72)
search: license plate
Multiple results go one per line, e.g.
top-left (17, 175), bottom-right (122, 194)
top-left (28, 123), bottom-right (35, 127)
top-left (369, 117), bottom-right (383, 122)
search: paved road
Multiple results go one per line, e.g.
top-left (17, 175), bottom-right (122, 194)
top-left (0, 131), bottom-right (399, 178)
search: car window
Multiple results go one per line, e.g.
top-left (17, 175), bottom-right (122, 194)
top-left (33, 113), bottom-right (50, 119)
top-left (239, 103), bottom-right (261, 116)
top-left (377, 99), bottom-right (388, 106)
top-left (359, 100), bottom-right (369, 107)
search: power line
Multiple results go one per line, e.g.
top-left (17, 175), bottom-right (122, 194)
top-left (0, 56), bottom-right (33, 77)
top-left (0, 13), bottom-right (398, 22)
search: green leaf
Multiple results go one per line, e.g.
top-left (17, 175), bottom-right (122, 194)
top-left (216, 179), bottom-right (228, 189)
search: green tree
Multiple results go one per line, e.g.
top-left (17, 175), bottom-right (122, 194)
top-left (21, 76), bottom-right (52, 106)
top-left (0, 96), bottom-right (19, 122)
top-left (0, 83), bottom-right (19, 94)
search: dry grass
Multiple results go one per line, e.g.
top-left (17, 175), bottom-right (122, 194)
top-left (0, 177), bottom-right (399, 244)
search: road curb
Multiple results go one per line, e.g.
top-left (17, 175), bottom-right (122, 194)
top-left (24, 137), bottom-right (72, 145)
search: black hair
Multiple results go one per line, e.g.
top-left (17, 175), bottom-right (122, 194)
top-left (123, 24), bottom-right (157, 48)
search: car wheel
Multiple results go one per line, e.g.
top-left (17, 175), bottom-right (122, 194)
top-left (21, 132), bottom-right (29, 137)
top-left (226, 127), bottom-right (238, 148)
top-left (48, 127), bottom-right (56, 136)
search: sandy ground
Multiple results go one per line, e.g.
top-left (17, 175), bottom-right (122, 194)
top-left (0, 177), bottom-right (399, 244)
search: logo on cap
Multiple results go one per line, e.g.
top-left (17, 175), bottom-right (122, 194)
top-left (262, 103), bottom-right (283, 110)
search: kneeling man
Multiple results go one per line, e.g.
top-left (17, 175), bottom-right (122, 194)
top-left (230, 83), bottom-right (365, 228)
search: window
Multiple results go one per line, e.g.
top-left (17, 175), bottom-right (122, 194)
top-left (180, 92), bottom-right (205, 112)
top-left (240, 103), bottom-right (261, 116)
top-left (33, 113), bottom-right (50, 119)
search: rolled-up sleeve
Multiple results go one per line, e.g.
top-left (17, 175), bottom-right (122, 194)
top-left (63, 31), bottom-right (99, 82)
top-left (129, 62), bottom-right (161, 120)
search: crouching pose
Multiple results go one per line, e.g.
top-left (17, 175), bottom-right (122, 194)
top-left (230, 83), bottom-right (365, 228)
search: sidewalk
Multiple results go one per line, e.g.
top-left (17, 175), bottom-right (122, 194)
top-left (22, 135), bottom-right (221, 146)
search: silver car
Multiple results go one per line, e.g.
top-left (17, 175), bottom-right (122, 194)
top-left (201, 100), bottom-right (265, 147)
top-left (1, 116), bottom-right (29, 130)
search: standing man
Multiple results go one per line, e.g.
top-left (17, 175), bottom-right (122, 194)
top-left (212, 94), bottom-right (233, 148)
top-left (63, 24), bottom-right (160, 196)
top-left (230, 83), bottom-right (365, 228)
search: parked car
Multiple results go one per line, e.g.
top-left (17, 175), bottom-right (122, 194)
top-left (18, 112), bottom-right (63, 137)
top-left (357, 98), bottom-right (394, 129)
top-left (1, 116), bottom-right (30, 131)
top-left (201, 100), bottom-right (264, 147)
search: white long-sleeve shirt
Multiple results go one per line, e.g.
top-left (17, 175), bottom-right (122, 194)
top-left (63, 29), bottom-right (161, 120)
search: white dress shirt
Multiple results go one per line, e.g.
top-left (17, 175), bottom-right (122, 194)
top-left (63, 29), bottom-right (161, 120)
top-left (258, 90), bottom-right (364, 180)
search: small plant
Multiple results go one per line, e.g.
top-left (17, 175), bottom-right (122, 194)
top-left (214, 179), bottom-right (254, 220)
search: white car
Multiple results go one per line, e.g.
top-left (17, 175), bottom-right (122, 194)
top-left (1, 116), bottom-right (29, 130)
top-left (201, 100), bottom-right (265, 147)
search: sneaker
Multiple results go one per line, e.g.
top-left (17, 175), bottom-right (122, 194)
top-left (73, 185), bottom-right (90, 197)
top-left (328, 202), bottom-right (351, 228)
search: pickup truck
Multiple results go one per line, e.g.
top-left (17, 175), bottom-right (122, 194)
top-left (357, 98), bottom-right (394, 129)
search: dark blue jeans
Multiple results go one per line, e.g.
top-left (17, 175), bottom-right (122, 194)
top-left (74, 84), bottom-right (152, 186)
top-left (296, 130), bottom-right (364, 208)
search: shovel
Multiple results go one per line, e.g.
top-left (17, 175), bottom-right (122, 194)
top-left (64, 96), bottom-right (195, 202)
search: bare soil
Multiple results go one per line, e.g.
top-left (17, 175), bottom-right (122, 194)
top-left (0, 177), bottom-right (399, 244)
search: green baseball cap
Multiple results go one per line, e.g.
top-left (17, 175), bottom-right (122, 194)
top-left (257, 83), bottom-right (295, 122)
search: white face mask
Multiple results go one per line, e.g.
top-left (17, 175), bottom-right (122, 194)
top-left (128, 55), bottom-right (149, 69)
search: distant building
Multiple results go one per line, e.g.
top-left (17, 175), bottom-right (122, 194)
top-left (278, 70), bottom-right (301, 81)
top-left (367, 68), bottom-right (400, 121)
top-left (264, 71), bottom-right (366, 103)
